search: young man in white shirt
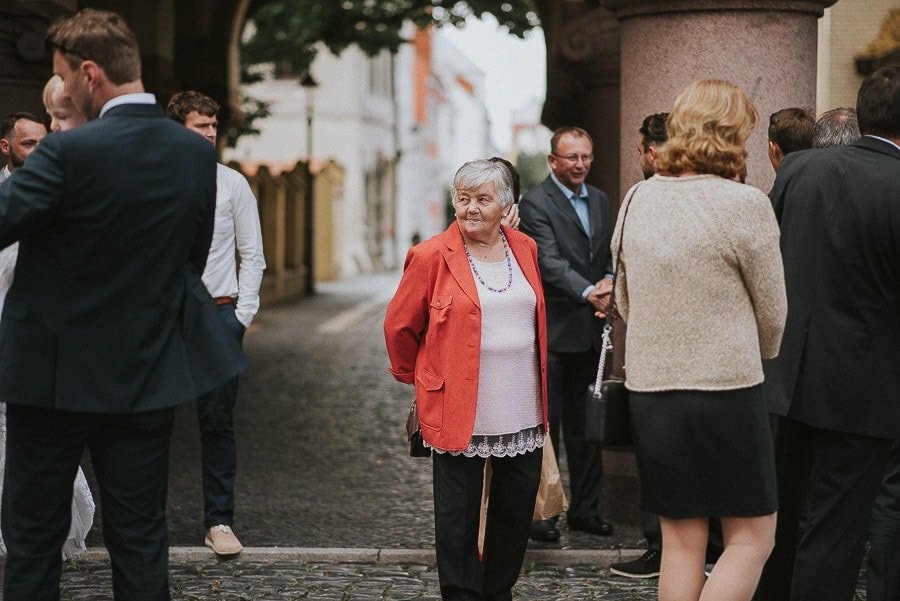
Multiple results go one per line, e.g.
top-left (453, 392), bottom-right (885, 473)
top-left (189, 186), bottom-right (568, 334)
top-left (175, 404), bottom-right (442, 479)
top-left (167, 91), bottom-right (266, 556)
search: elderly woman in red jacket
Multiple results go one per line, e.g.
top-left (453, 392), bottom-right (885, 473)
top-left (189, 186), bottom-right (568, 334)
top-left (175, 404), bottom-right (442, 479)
top-left (384, 158), bottom-right (548, 601)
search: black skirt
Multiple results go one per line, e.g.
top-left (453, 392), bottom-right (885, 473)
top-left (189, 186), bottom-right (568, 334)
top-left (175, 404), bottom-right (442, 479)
top-left (630, 384), bottom-right (777, 518)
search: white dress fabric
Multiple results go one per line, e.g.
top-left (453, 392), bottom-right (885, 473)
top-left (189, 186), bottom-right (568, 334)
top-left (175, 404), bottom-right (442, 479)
top-left (0, 245), bottom-right (95, 560)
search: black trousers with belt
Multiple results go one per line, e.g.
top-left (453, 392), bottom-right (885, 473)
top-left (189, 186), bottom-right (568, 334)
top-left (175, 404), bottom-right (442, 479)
top-left (432, 447), bottom-right (541, 601)
top-left (2, 404), bottom-right (175, 601)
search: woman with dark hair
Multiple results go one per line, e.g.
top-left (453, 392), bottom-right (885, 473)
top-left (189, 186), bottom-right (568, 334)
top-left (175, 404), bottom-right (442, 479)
top-left (613, 79), bottom-right (787, 601)
top-left (489, 156), bottom-right (521, 230)
top-left (385, 158), bottom-right (548, 600)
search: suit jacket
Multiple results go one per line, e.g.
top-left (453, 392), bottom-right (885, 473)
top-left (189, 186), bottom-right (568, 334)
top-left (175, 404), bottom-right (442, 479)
top-left (0, 103), bottom-right (248, 413)
top-left (384, 223), bottom-right (549, 452)
top-left (764, 137), bottom-right (900, 439)
top-left (519, 175), bottom-right (613, 353)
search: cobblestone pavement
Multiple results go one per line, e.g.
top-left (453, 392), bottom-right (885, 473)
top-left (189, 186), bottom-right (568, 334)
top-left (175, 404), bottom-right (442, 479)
top-left (64, 273), bottom-right (867, 599)
top-left (62, 555), bottom-right (662, 600)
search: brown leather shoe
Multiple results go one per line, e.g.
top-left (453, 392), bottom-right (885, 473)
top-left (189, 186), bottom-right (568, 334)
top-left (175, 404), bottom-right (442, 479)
top-left (205, 524), bottom-right (243, 556)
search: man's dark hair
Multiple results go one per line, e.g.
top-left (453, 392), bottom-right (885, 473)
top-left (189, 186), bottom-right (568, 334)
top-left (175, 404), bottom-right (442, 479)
top-left (550, 126), bottom-right (593, 154)
top-left (2, 112), bottom-right (46, 141)
top-left (166, 91), bottom-right (221, 124)
top-left (857, 65), bottom-right (900, 138)
top-left (768, 107), bottom-right (815, 155)
top-left (47, 9), bottom-right (141, 85)
top-left (812, 107), bottom-right (860, 148)
top-left (639, 112), bottom-right (669, 151)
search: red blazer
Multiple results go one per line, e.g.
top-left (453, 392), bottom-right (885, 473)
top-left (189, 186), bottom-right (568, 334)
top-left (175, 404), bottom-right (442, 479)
top-left (384, 223), bottom-right (549, 451)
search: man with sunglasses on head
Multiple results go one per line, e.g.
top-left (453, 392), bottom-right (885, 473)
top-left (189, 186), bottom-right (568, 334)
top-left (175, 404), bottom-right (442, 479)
top-left (519, 126), bottom-right (615, 542)
top-left (0, 9), bottom-right (246, 600)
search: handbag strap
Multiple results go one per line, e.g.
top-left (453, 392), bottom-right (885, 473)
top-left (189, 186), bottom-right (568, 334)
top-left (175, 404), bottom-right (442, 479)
top-left (593, 182), bottom-right (643, 397)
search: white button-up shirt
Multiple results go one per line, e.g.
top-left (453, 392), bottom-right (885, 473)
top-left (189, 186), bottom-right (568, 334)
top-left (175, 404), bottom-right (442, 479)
top-left (203, 163), bottom-right (265, 327)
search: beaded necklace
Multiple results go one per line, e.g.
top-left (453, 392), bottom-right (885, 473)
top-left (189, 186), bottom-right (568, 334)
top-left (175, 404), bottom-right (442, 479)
top-left (463, 230), bottom-right (512, 293)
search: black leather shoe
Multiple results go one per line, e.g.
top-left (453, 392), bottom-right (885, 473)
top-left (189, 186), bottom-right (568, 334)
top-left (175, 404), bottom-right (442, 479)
top-left (530, 518), bottom-right (560, 542)
top-left (568, 516), bottom-right (614, 536)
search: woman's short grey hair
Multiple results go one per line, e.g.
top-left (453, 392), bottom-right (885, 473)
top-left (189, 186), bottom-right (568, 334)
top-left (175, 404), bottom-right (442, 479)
top-left (451, 159), bottom-right (515, 209)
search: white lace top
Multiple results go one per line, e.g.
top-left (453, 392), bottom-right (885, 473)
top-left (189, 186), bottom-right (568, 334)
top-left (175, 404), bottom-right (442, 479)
top-left (432, 248), bottom-right (544, 458)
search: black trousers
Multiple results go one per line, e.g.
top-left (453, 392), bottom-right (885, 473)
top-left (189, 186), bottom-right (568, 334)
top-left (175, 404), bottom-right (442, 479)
top-left (547, 350), bottom-right (603, 520)
top-left (197, 302), bottom-right (246, 528)
top-left (868, 441), bottom-right (900, 601)
top-left (756, 416), bottom-right (893, 601)
top-left (432, 448), bottom-right (541, 601)
top-left (2, 404), bottom-right (175, 601)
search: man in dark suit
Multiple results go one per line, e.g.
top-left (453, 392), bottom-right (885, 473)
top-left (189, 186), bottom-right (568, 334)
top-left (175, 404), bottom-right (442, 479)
top-left (756, 65), bottom-right (900, 601)
top-left (0, 9), bottom-right (246, 600)
top-left (519, 126), bottom-right (614, 541)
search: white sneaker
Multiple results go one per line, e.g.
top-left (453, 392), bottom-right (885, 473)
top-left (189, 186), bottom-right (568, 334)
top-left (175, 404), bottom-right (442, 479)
top-left (205, 524), bottom-right (243, 556)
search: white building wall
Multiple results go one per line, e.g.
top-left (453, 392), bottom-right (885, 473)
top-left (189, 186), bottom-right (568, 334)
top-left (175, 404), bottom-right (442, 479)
top-left (226, 45), bottom-right (398, 277)
top-left (227, 25), bottom-right (496, 276)
top-left (390, 26), bottom-right (495, 268)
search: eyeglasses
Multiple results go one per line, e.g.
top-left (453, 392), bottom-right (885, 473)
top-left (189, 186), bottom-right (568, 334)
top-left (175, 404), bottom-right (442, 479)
top-left (552, 153), bottom-right (594, 164)
top-left (45, 38), bottom-right (88, 62)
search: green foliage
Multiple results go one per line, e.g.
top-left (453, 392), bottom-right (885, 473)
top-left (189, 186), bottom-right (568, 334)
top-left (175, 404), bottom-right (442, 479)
top-left (222, 93), bottom-right (272, 149)
top-left (516, 151), bottom-right (549, 194)
top-left (241, 0), bottom-right (540, 76)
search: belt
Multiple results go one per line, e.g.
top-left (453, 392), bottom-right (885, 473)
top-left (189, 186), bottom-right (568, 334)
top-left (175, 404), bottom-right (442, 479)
top-left (212, 296), bottom-right (235, 305)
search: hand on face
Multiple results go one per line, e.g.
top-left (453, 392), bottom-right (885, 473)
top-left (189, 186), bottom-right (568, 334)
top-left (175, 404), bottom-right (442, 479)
top-left (500, 202), bottom-right (520, 230)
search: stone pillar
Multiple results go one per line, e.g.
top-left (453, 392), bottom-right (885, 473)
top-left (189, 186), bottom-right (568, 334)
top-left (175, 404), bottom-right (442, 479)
top-left (539, 4), bottom-right (622, 201)
top-left (605, 0), bottom-right (837, 196)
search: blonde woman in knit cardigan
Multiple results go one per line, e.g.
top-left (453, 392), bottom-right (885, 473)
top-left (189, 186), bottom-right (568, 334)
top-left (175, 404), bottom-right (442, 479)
top-left (612, 79), bottom-right (787, 601)
top-left (385, 159), bottom-right (548, 601)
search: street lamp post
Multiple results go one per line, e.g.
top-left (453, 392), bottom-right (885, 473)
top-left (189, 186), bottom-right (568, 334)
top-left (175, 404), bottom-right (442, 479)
top-left (300, 71), bottom-right (318, 295)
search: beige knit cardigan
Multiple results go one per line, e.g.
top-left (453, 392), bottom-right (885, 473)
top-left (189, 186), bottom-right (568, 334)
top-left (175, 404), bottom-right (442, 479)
top-left (612, 174), bottom-right (787, 392)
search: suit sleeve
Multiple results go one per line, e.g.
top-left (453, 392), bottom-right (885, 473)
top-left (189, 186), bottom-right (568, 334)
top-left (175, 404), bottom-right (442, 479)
top-left (518, 192), bottom-right (592, 303)
top-left (384, 246), bottom-right (431, 384)
top-left (188, 149), bottom-right (218, 274)
top-left (0, 135), bottom-right (65, 248)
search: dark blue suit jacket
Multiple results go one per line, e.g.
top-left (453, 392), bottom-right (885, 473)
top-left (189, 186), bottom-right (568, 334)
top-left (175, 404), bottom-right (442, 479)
top-left (0, 102), bottom-right (247, 413)
top-left (765, 136), bottom-right (900, 439)
top-left (519, 175), bottom-right (613, 354)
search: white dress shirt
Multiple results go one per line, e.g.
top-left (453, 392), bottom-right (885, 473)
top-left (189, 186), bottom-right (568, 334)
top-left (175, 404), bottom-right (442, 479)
top-left (203, 163), bottom-right (265, 327)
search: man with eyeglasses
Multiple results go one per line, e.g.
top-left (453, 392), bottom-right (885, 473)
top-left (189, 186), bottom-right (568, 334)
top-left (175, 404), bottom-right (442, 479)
top-left (0, 9), bottom-right (246, 600)
top-left (519, 126), bottom-right (615, 542)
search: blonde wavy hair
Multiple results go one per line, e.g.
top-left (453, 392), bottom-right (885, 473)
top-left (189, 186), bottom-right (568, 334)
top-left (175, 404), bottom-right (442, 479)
top-left (655, 79), bottom-right (758, 180)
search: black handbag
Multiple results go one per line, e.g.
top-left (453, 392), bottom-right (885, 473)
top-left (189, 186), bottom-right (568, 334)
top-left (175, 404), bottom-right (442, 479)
top-left (585, 322), bottom-right (632, 446)
top-left (405, 398), bottom-right (431, 457)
